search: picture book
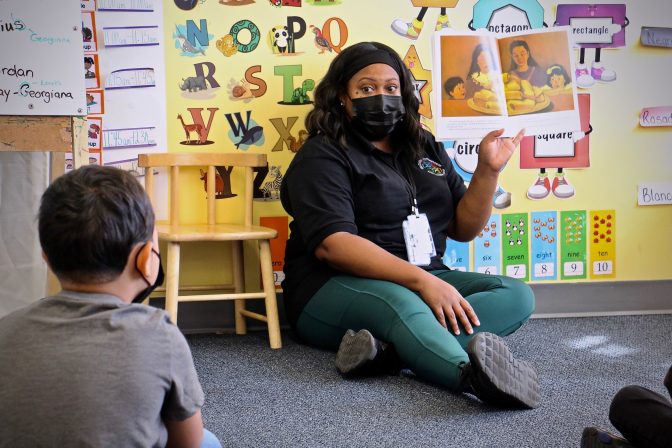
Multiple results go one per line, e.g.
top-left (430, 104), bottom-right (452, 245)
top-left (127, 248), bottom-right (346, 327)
top-left (432, 26), bottom-right (581, 140)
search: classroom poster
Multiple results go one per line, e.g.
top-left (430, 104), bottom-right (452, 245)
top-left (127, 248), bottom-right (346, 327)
top-left (443, 238), bottom-right (469, 271)
top-left (530, 211), bottom-right (558, 281)
top-left (502, 213), bottom-right (530, 281)
top-left (473, 215), bottom-right (501, 275)
top-left (157, 0), bottom-right (672, 292)
top-left (589, 210), bottom-right (616, 279)
top-left (260, 216), bottom-right (289, 287)
top-left (0, 0), bottom-right (87, 115)
top-left (560, 210), bottom-right (587, 280)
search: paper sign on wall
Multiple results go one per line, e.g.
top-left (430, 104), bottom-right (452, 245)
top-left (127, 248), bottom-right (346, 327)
top-left (81, 0), bottom-right (96, 12)
top-left (530, 211), bottom-right (558, 281)
top-left (87, 117), bottom-right (103, 150)
top-left (560, 210), bottom-right (587, 279)
top-left (556, 4), bottom-right (627, 48)
top-left (105, 68), bottom-right (156, 89)
top-left (639, 106), bottom-right (672, 127)
top-left (472, 0), bottom-right (546, 31)
top-left (97, 0), bottom-right (154, 12)
top-left (473, 215), bottom-right (501, 275)
top-left (103, 127), bottom-right (157, 149)
top-left (103, 26), bottom-right (160, 47)
top-left (86, 89), bottom-right (105, 115)
top-left (502, 213), bottom-right (530, 281)
top-left (104, 158), bottom-right (145, 178)
top-left (589, 210), bottom-right (616, 278)
top-left (640, 26), bottom-right (672, 48)
top-left (82, 11), bottom-right (99, 53)
top-left (0, 0), bottom-right (87, 115)
top-left (638, 182), bottom-right (672, 205)
top-left (259, 217), bottom-right (289, 287)
top-left (443, 239), bottom-right (469, 272)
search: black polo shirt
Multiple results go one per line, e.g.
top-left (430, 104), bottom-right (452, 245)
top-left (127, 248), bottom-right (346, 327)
top-left (280, 129), bottom-right (467, 328)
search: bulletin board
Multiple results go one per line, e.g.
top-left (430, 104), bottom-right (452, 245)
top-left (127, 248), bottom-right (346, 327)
top-left (87, 0), bottom-right (671, 290)
top-left (0, 0), bottom-right (86, 115)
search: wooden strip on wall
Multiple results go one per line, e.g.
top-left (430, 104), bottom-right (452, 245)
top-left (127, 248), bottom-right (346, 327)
top-left (0, 115), bottom-right (73, 153)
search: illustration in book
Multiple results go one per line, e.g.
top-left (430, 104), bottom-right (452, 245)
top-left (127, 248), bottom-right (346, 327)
top-left (432, 26), bottom-right (580, 139)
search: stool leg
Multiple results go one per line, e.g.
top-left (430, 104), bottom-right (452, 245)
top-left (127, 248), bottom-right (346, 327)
top-left (232, 240), bottom-right (247, 335)
top-left (259, 240), bottom-right (282, 349)
top-left (165, 242), bottom-right (180, 324)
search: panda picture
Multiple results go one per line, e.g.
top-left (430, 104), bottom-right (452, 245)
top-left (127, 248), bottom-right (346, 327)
top-left (272, 26), bottom-right (289, 53)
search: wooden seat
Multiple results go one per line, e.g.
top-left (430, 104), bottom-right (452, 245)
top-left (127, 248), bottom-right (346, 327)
top-left (138, 152), bottom-right (281, 349)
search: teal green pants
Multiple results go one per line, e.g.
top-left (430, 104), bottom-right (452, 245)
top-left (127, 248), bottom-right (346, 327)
top-left (296, 270), bottom-right (535, 391)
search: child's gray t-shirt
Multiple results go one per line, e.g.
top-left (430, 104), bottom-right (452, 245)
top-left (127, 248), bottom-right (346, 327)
top-left (0, 290), bottom-right (204, 447)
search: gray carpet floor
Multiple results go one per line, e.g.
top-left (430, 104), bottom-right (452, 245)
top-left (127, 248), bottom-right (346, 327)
top-left (188, 314), bottom-right (672, 447)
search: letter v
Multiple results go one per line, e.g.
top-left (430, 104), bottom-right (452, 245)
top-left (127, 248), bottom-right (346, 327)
top-left (186, 107), bottom-right (219, 141)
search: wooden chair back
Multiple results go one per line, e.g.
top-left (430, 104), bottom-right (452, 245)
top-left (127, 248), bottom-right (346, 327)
top-left (138, 152), bottom-right (267, 227)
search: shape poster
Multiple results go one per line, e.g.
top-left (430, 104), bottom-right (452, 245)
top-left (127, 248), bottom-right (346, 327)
top-left (560, 210), bottom-right (587, 280)
top-left (502, 213), bottom-right (530, 281)
top-left (589, 210), bottom-right (616, 279)
top-left (530, 211), bottom-right (558, 281)
top-left (473, 215), bottom-right (501, 275)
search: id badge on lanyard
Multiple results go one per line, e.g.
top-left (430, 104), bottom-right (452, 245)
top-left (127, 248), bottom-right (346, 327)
top-left (402, 206), bottom-right (436, 266)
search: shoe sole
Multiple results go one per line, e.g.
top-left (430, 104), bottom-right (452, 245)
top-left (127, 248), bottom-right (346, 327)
top-left (335, 329), bottom-right (378, 375)
top-left (581, 427), bottom-right (633, 448)
top-left (467, 332), bottom-right (541, 408)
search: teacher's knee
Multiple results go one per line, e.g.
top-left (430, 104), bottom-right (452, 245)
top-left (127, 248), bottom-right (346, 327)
top-left (501, 276), bottom-right (536, 319)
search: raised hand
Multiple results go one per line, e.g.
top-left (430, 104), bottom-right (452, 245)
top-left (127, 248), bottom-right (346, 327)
top-left (477, 128), bottom-right (525, 173)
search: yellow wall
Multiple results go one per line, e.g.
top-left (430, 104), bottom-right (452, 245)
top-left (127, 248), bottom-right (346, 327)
top-left (163, 0), bottom-right (672, 288)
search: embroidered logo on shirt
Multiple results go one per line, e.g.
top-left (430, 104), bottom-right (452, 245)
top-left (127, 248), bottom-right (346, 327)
top-left (417, 158), bottom-right (445, 176)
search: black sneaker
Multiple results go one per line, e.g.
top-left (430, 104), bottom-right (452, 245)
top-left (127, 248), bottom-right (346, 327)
top-left (463, 332), bottom-right (541, 409)
top-left (335, 329), bottom-right (401, 377)
top-left (581, 427), bottom-right (634, 447)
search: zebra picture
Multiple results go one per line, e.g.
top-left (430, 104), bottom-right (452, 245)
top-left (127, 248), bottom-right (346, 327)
top-left (260, 165), bottom-right (283, 200)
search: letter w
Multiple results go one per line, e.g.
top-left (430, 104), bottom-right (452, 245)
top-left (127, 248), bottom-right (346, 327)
top-left (225, 111), bottom-right (252, 137)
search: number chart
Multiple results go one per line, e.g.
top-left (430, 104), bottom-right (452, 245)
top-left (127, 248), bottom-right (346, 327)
top-left (502, 213), bottom-right (530, 281)
top-left (473, 215), bottom-right (501, 275)
top-left (530, 211), bottom-right (558, 281)
top-left (560, 210), bottom-right (587, 279)
top-left (439, 210), bottom-right (616, 282)
top-left (443, 238), bottom-right (469, 272)
top-left (589, 210), bottom-right (616, 278)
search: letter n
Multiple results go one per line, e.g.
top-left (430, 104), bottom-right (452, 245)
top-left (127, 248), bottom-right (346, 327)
top-left (186, 19), bottom-right (209, 47)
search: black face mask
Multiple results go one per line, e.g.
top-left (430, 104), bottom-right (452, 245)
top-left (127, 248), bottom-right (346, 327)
top-left (350, 94), bottom-right (405, 141)
top-left (132, 248), bottom-right (164, 304)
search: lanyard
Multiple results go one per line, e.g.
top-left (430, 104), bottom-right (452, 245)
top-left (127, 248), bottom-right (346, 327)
top-left (378, 152), bottom-right (419, 215)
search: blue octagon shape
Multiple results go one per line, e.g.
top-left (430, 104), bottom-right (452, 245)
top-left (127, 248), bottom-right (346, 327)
top-left (473, 0), bottom-right (545, 31)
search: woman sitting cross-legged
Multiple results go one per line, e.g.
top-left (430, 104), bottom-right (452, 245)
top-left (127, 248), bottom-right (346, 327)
top-left (280, 41), bottom-right (540, 409)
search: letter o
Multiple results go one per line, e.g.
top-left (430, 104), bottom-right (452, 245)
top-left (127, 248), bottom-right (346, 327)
top-left (230, 19), bottom-right (260, 53)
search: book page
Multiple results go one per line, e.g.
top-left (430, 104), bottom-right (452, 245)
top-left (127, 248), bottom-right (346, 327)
top-left (433, 27), bottom-right (581, 140)
top-left (433, 31), bottom-right (508, 138)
